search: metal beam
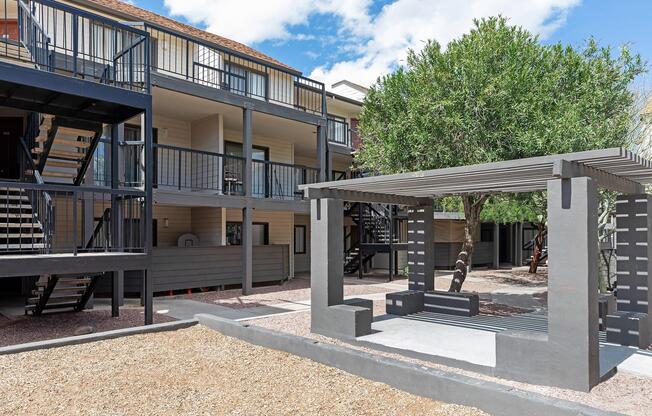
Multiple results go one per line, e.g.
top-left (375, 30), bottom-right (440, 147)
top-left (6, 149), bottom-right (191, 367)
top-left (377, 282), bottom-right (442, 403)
top-left (303, 187), bottom-right (431, 206)
top-left (553, 159), bottom-right (645, 194)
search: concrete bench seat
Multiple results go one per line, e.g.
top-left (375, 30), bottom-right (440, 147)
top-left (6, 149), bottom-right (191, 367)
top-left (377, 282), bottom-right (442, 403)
top-left (423, 291), bottom-right (480, 317)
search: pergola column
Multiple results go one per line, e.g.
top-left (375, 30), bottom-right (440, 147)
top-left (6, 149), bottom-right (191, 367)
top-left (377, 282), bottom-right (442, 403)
top-left (607, 194), bottom-right (652, 347)
top-left (407, 204), bottom-right (434, 291)
top-left (496, 177), bottom-right (599, 392)
top-left (311, 198), bottom-right (372, 338)
top-left (493, 222), bottom-right (500, 269)
top-left (110, 123), bottom-right (124, 318)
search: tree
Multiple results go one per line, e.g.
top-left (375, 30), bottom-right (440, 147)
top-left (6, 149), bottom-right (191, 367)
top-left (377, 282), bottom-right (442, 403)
top-left (356, 16), bottom-right (645, 291)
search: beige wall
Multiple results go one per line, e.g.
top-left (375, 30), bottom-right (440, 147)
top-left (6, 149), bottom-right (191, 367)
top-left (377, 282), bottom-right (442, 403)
top-left (224, 128), bottom-right (294, 164)
top-left (153, 205), bottom-right (191, 247)
top-left (191, 207), bottom-right (225, 246)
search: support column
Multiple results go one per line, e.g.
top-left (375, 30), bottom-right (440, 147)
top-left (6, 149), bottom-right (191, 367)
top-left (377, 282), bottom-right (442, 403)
top-left (496, 177), bottom-right (599, 391)
top-left (407, 204), bottom-right (434, 291)
top-left (110, 123), bottom-right (124, 318)
top-left (493, 222), bottom-right (500, 269)
top-left (311, 198), bottom-right (372, 338)
top-left (242, 104), bottom-right (253, 295)
top-left (515, 222), bottom-right (523, 266)
top-left (316, 120), bottom-right (327, 183)
top-left (144, 104), bottom-right (154, 325)
top-left (607, 194), bottom-right (652, 347)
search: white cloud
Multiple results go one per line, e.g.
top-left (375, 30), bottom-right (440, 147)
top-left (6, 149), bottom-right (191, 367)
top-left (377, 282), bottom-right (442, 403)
top-left (162, 0), bottom-right (372, 45)
top-left (163, 0), bottom-right (580, 88)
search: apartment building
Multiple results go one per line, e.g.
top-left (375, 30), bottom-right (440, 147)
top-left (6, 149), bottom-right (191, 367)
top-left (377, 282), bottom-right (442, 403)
top-left (0, 0), bottom-right (368, 322)
top-left (0, 0), bottom-right (529, 325)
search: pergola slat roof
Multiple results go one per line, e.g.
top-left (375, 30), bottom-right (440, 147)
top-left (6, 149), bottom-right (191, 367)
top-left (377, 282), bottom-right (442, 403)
top-left (301, 148), bottom-right (652, 203)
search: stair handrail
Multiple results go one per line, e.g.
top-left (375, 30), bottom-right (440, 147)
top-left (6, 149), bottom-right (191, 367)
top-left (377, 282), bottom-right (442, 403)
top-left (17, 0), bottom-right (52, 70)
top-left (86, 208), bottom-right (111, 250)
top-left (19, 120), bottom-right (54, 253)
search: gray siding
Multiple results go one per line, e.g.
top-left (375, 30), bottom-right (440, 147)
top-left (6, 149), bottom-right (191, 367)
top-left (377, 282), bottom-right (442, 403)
top-left (98, 245), bottom-right (289, 294)
top-left (434, 242), bottom-right (493, 269)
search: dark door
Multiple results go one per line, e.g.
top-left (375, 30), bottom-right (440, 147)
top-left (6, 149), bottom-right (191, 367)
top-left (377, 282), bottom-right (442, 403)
top-left (499, 224), bottom-right (510, 263)
top-left (0, 117), bottom-right (23, 180)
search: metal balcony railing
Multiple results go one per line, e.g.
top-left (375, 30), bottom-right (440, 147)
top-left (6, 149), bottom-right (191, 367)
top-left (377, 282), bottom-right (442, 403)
top-left (145, 23), bottom-right (325, 115)
top-left (327, 117), bottom-right (351, 147)
top-left (153, 144), bottom-right (319, 200)
top-left (1, 0), bottom-right (150, 92)
top-left (0, 181), bottom-right (146, 255)
top-left (154, 144), bottom-right (246, 195)
top-left (252, 159), bottom-right (319, 200)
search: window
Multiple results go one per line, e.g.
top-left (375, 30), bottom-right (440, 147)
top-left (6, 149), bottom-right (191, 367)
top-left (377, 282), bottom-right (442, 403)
top-left (327, 115), bottom-right (347, 145)
top-left (225, 63), bottom-right (267, 99)
top-left (294, 225), bottom-right (306, 254)
top-left (226, 222), bottom-right (269, 246)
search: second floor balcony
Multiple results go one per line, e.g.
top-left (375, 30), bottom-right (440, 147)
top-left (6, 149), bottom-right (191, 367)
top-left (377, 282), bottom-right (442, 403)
top-left (152, 144), bottom-right (319, 200)
top-left (145, 24), bottom-right (326, 116)
top-left (0, 0), bottom-right (150, 93)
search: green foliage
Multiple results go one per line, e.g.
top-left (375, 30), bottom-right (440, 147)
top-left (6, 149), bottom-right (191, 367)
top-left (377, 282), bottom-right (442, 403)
top-left (356, 16), bottom-right (646, 175)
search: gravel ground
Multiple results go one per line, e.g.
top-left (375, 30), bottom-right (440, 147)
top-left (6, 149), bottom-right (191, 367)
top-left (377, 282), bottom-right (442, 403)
top-left (0, 308), bottom-right (176, 347)
top-left (252, 310), bottom-right (652, 416)
top-left (179, 276), bottom-right (403, 309)
top-left (0, 325), bottom-right (486, 416)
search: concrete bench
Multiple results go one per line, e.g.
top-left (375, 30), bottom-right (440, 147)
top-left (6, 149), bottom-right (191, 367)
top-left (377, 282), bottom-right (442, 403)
top-left (385, 290), bottom-right (425, 316)
top-left (423, 291), bottom-right (480, 317)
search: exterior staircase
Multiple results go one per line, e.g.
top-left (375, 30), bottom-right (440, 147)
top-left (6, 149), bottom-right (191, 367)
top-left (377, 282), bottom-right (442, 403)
top-left (343, 202), bottom-right (401, 274)
top-left (0, 187), bottom-right (47, 254)
top-left (25, 274), bottom-right (102, 315)
top-left (0, 38), bottom-right (34, 67)
top-left (32, 115), bottom-right (103, 184)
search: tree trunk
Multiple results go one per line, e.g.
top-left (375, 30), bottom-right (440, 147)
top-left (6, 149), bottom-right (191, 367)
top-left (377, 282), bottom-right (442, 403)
top-left (448, 194), bottom-right (488, 292)
top-left (529, 222), bottom-right (544, 273)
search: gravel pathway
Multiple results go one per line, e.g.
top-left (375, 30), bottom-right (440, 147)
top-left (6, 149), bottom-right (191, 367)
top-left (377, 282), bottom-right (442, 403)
top-left (0, 325), bottom-right (486, 416)
top-left (177, 276), bottom-right (402, 309)
top-left (0, 308), bottom-right (176, 347)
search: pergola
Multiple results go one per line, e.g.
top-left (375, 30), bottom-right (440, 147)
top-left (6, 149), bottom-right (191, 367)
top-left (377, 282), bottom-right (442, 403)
top-left (301, 148), bottom-right (652, 392)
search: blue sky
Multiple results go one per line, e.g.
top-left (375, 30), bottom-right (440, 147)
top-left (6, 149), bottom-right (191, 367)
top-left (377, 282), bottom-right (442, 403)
top-left (133, 0), bottom-right (651, 88)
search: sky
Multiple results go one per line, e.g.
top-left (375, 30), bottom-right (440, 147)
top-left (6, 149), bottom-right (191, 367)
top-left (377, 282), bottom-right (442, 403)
top-left (132, 0), bottom-right (652, 89)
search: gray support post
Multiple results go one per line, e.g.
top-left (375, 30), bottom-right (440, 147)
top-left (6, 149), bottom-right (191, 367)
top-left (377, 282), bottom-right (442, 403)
top-left (82, 190), bottom-right (95, 309)
top-left (407, 204), bottom-right (434, 292)
top-left (242, 104), bottom-right (254, 295)
top-left (144, 104), bottom-right (154, 325)
top-left (388, 206), bottom-right (394, 282)
top-left (242, 205), bottom-right (253, 294)
top-left (144, 270), bottom-right (153, 325)
top-left (110, 123), bottom-right (124, 318)
top-left (516, 222), bottom-right (523, 266)
top-left (316, 120), bottom-right (327, 183)
top-left (496, 177), bottom-right (599, 392)
top-left (607, 194), bottom-right (652, 347)
top-left (493, 222), bottom-right (500, 269)
top-left (311, 198), bottom-right (372, 339)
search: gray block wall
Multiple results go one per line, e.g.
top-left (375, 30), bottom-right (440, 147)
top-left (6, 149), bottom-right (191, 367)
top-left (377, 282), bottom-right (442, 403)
top-left (495, 177), bottom-right (600, 392)
top-left (606, 194), bottom-right (652, 348)
top-left (407, 204), bottom-right (435, 291)
top-left (311, 198), bottom-right (372, 339)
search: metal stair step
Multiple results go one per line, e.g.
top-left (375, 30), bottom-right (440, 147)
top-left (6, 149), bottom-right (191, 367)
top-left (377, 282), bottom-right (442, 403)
top-left (41, 171), bottom-right (77, 179)
top-left (0, 243), bottom-right (45, 249)
top-left (0, 212), bottom-right (34, 219)
top-left (39, 160), bottom-right (82, 169)
top-left (56, 126), bottom-right (97, 137)
top-left (52, 138), bottom-right (92, 148)
top-left (25, 302), bottom-right (79, 312)
top-left (34, 148), bottom-right (85, 159)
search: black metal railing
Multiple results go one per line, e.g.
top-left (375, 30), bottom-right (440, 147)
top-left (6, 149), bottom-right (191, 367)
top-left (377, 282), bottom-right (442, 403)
top-left (327, 117), bottom-right (351, 147)
top-left (252, 159), bottom-right (319, 200)
top-left (0, 182), bottom-right (145, 255)
top-left (91, 137), bottom-right (145, 188)
top-left (145, 23), bottom-right (325, 115)
top-left (153, 144), bottom-right (319, 199)
top-left (154, 144), bottom-right (245, 195)
top-left (1, 0), bottom-right (150, 92)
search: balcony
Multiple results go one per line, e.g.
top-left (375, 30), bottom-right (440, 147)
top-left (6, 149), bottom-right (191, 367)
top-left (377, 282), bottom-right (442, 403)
top-left (153, 144), bottom-right (319, 200)
top-left (145, 23), bottom-right (325, 116)
top-left (0, 0), bottom-right (150, 93)
top-left (327, 117), bottom-right (351, 147)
